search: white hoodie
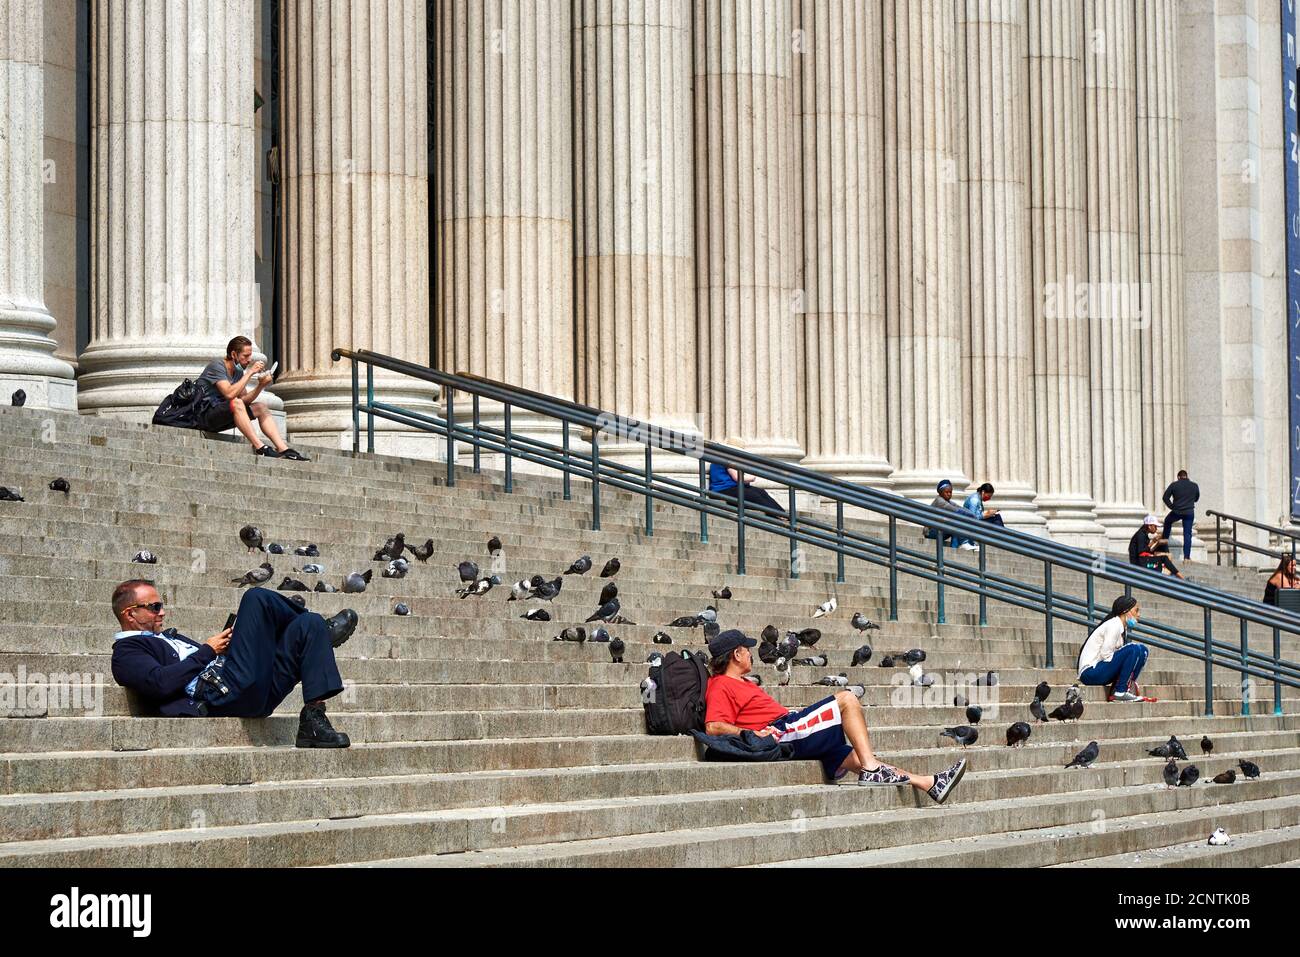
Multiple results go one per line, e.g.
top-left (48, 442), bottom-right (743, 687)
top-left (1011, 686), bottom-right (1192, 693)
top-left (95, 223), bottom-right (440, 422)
top-left (1077, 616), bottom-right (1128, 677)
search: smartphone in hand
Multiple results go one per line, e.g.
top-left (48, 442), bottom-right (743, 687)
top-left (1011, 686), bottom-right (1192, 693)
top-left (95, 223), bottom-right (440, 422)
top-left (224, 613), bottom-right (237, 631)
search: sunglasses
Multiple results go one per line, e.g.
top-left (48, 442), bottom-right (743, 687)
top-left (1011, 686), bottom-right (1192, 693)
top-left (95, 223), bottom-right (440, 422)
top-left (128, 601), bottom-right (166, 614)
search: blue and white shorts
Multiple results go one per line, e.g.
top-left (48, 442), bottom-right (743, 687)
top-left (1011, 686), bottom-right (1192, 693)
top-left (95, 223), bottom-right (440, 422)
top-left (771, 695), bottom-right (854, 780)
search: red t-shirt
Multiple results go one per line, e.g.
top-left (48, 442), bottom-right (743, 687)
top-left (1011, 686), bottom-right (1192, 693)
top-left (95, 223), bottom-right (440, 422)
top-left (705, 674), bottom-right (791, 730)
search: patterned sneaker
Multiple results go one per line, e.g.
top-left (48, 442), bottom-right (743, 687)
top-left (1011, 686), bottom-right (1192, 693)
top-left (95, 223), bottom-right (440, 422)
top-left (926, 759), bottom-right (968, 805)
top-left (856, 764), bottom-right (911, 786)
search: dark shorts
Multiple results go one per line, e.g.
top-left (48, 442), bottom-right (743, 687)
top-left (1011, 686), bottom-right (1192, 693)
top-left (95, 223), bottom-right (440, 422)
top-left (197, 391), bottom-right (236, 432)
top-left (772, 695), bottom-right (854, 780)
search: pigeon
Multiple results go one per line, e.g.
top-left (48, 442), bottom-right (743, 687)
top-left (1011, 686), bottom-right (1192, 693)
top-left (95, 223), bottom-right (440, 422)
top-left (894, 649), bottom-right (926, 666)
top-left (979, 671), bottom-right (1000, 688)
top-left (1064, 683), bottom-right (1082, 704)
top-left (521, 608), bottom-right (551, 622)
top-left (457, 577), bottom-right (494, 599)
top-left (1006, 722), bottom-right (1031, 747)
top-left (407, 539), bottom-right (435, 563)
top-left (268, 543), bottom-right (285, 555)
top-left (554, 627), bottom-right (587, 643)
top-left (565, 555), bottom-right (593, 576)
top-left (712, 586), bottom-right (733, 600)
top-left (132, 550), bottom-right (158, 565)
top-left (239, 525), bottom-right (265, 552)
top-left (599, 558), bottom-right (620, 577)
top-left (909, 662), bottom-right (927, 685)
top-left (585, 597), bottom-right (620, 623)
top-left (851, 612), bottom-right (881, 633)
top-left (795, 655), bottom-right (829, 668)
top-left (1034, 681), bottom-right (1051, 702)
top-left (851, 645), bottom-right (873, 667)
top-left (761, 624), bottom-right (780, 643)
top-left (588, 626), bottom-right (612, 643)
top-left (1178, 765), bottom-right (1200, 787)
top-left (812, 596), bottom-right (837, 619)
top-left (668, 615), bottom-right (700, 628)
top-left (343, 569), bottom-right (373, 594)
top-left (0, 487), bottom-right (25, 502)
top-left (1030, 697), bottom-right (1049, 723)
top-left (11, 389), bottom-right (26, 407)
top-left (609, 638), bottom-right (625, 663)
top-left (878, 656), bottom-right (895, 668)
top-left (1065, 741), bottom-right (1100, 769)
top-left (1049, 699), bottom-right (1084, 722)
top-left (1208, 827), bottom-right (1230, 846)
top-left (777, 636), bottom-right (800, 661)
top-left (382, 558), bottom-right (410, 579)
top-left (914, 672), bottom-right (935, 688)
top-left (300, 563), bottom-right (324, 575)
top-left (48, 478), bottom-right (70, 496)
top-left (487, 535), bottom-right (501, 555)
top-left (457, 561), bottom-right (480, 584)
top-left (794, 628), bottom-right (821, 648)
top-left (278, 577), bottom-right (309, 591)
top-left (393, 602), bottom-right (411, 616)
top-left (313, 581), bottom-right (338, 593)
top-left (757, 639), bottom-right (780, 665)
top-left (698, 606), bottom-right (718, 624)
top-left (532, 577), bottom-right (563, 601)
top-left (743, 674), bottom-right (763, 686)
top-left (372, 533), bottom-right (406, 562)
top-left (646, 653), bottom-right (664, 668)
top-left (1237, 759), bottom-right (1260, 779)
top-left (287, 594), bottom-right (306, 609)
top-left (940, 726), bottom-right (979, 748)
top-left (231, 562), bottom-right (273, 586)
top-left (1210, 769), bottom-right (1236, 785)
top-left (598, 581), bottom-right (618, 607)
top-left (965, 705), bottom-right (983, 725)
top-left (294, 544), bottom-right (320, 557)
top-left (1162, 735), bottom-right (1188, 760)
top-left (954, 695), bottom-right (969, 708)
top-left (652, 632), bottom-right (673, 645)
top-left (1163, 757), bottom-right (1180, 789)
top-left (775, 657), bottom-right (791, 686)
top-left (847, 684), bottom-right (866, 699)
top-left (817, 674), bottom-right (850, 688)
top-left (1200, 735), bottom-right (1214, 756)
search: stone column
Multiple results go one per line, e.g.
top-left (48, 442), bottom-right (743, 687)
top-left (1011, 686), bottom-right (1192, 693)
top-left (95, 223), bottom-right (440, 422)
top-left (1085, 0), bottom-right (1147, 547)
top-left (793, 0), bottom-right (891, 487)
top-left (79, 0), bottom-right (272, 420)
top-left (694, 0), bottom-right (803, 462)
top-left (434, 0), bottom-right (573, 452)
top-left (276, 0), bottom-right (437, 454)
top-left (572, 0), bottom-right (699, 466)
top-left (0, 0), bottom-right (77, 410)
top-left (956, 0), bottom-right (1042, 530)
top-left (1027, 0), bottom-right (1106, 548)
top-left (883, 0), bottom-right (967, 500)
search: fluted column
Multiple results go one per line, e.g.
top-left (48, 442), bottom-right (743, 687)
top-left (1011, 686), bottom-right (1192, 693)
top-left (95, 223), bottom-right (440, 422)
top-left (0, 1), bottom-right (75, 410)
top-left (1085, 0), bottom-right (1147, 546)
top-left (276, 0), bottom-right (436, 454)
top-left (435, 0), bottom-right (573, 450)
top-left (694, 0), bottom-right (803, 462)
top-left (573, 0), bottom-right (698, 465)
top-left (1027, 0), bottom-right (1105, 548)
top-left (883, 0), bottom-right (967, 500)
top-left (1137, 1), bottom-right (1187, 512)
top-left (793, 0), bottom-right (891, 487)
top-left (956, 0), bottom-right (1042, 530)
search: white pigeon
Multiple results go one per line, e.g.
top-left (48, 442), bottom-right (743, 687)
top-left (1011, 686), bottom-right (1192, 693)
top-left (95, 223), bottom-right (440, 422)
top-left (775, 657), bottom-right (791, 686)
top-left (909, 662), bottom-right (929, 686)
top-left (848, 684), bottom-right (866, 699)
top-left (812, 596), bottom-right (837, 619)
top-left (1207, 827), bottom-right (1230, 846)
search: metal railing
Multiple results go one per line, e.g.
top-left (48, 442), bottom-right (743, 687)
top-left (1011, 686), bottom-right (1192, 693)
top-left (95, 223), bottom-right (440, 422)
top-left (333, 348), bottom-right (1300, 716)
top-left (1207, 509), bottom-right (1299, 568)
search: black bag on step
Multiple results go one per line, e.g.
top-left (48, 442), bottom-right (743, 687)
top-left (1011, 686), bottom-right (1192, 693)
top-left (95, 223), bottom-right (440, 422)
top-left (642, 649), bottom-right (709, 735)
top-left (151, 379), bottom-right (204, 430)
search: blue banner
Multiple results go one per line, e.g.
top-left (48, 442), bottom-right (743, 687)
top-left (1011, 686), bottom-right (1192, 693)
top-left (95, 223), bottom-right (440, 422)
top-left (1286, 0), bottom-right (1300, 519)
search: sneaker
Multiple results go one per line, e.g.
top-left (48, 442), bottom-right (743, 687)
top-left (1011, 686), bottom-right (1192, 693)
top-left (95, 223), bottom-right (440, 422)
top-left (279, 448), bottom-right (311, 461)
top-left (254, 445), bottom-right (281, 458)
top-left (856, 764), bottom-right (911, 786)
top-left (295, 704), bottom-right (350, 749)
top-left (926, 758), bottom-right (968, 805)
top-left (1108, 691), bottom-right (1142, 702)
top-left (959, 543), bottom-right (979, 552)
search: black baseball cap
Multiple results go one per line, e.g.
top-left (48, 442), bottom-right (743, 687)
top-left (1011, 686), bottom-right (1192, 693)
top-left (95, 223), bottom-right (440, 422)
top-left (707, 629), bottom-right (756, 658)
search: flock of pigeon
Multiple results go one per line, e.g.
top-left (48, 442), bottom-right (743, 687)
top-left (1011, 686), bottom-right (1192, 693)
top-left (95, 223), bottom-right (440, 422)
top-left (0, 476), bottom-right (72, 503)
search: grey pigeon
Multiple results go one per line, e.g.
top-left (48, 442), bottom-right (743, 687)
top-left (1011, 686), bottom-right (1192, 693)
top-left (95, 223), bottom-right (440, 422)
top-left (313, 581), bottom-right (338, 593)
top-left (878, 655), bottom-right (895, 668)
top-left (239, 525), bottom-right (265, 552)
top-left (1163, 757), bottom-right (1180, 788)
top-left (585, 597), bottom-right (620, 623)
top-left (1006, 722), bottom-right (1031, 747)
top-left (588, 626), bottom-right (611, 643)
top-left (1034, 681), bottom-right (1051, 702)
top-left (407, 539), bottom-right (435, 563)
top-left (506, 579), bottom-right (532, 601)
top-left (1210, 769), bottom-right (1236, 785)
top-left (382, 558), bottom-right (410, 579)
top-left (268, 543), bottom-right (285, 555)
top-left (372, 534), bottom-right (405, 562)
top-left (393, 602), bottom-right (411, 616)
top-left (851, 644), bottom-right (873, 667)
top-left (132, 550), bottom-right (158, 564)
top-left (598, 581), bottom-right (618, 606)
top-left (851, 612), bottom-right (881, 632)
top-left (1064, 683), bottom-right (1082, 704)
top-left (487, 535), bottom-right (501, 555)
top-left (847, 684), bottom-right (866, 699)
top-left (48, 477), bottom-right (70, 496)
top-left (893, 649), bottom-right (926, 665)
top-left (300, 563), bottom-right (324, 575)
top-left (777, 636), bottom-right (800, 661)
top-left (698, 606), bottom-right (718, 624)
top-left (652, 632), bottom-right (673, 645)
top-left (609, 638), bottom-right (625, 663)
top-left (231, 562), bottom-right (273, 586)
top-left (775, 657), bottom-right (791, 686)
top-left (1162, 735), bottom-right (1188, 760)
top-left (965, 705), bottom-right (983, 725)
top-left (1048, 699), bottom-right (1082, 722)
top-left (793, 655), bottom-right (828, 668)
top-left (940, 726), bottom-right (979, 748)
top-left (599, 558), bottom-right (620, 577)
top-left (294, 544), bottom-right (319, 557)
top-left (342, 569), bottom-right (373, 594)
top-left (1030, 697), bottom-right (1048, 723)
top-left (1237, 759), bottom-right (1261, 779)
top-left (532, 577), bottom-right (562, 601)
top-left (1065, 741), bottom-right (1099, 769)
top-left (712, 586), bottom-right (733, 600)
top-left (564, 555), bottom-right (592, 576)
top-left (1178, 765), bottom-right (1200, 787)
top-left (816, 674), bottom-right (849, 688)
top-left (11, 388), bottom-right (26, 407)
top-left (457, 577), bottom-right (494, 598)
top-left (278, 577), bottom-right (309, 591)
top-left (457, 561), bottom-right (479, 584)
top-left (0, 487), bottom-right (25, 502)
top-left (554, 626), bottom-right (586, 643)
top-left (520, 608), bottom-right (551, 622)
top-left (1201, 735), bottom-right (1214, 755)
top-left (757, 639), bottom-right (780, 664)
top-left (794, 628), bottom-right (821, 648)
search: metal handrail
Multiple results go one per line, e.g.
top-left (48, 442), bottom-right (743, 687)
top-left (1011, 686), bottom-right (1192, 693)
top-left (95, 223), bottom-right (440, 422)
top-left (332, 347), bottom-right (1300, 715)
top-left (1206, 508), bottom-right (1299, 568)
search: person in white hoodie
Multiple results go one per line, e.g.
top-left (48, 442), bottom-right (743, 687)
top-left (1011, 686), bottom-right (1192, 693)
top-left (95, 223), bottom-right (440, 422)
top-left (1077, 596), bottom-right (1154, 702)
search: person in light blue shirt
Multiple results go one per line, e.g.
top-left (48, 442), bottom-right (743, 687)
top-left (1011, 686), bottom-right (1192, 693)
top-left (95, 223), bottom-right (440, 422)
top-left (962, 483), bottom-right (1005, 528)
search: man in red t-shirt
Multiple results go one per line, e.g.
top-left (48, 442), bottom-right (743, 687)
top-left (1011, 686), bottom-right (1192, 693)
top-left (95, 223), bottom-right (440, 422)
top-left (703, 629), bottom-right (967, 803)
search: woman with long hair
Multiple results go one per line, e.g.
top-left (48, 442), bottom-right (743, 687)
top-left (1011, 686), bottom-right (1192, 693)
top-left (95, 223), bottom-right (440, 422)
top-left (1263, 555), bottom-right (1299, 606)
top-left (1076, 596), bottom-right (1154, 702)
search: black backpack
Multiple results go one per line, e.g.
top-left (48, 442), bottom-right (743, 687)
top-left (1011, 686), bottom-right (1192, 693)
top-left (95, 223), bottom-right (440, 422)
top-left (642, 650), bottom-right (710, 735)
top-left (151, 378), bottom-right (204, 429)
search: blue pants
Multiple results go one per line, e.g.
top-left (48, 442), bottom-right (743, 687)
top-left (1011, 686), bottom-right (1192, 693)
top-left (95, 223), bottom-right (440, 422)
top-left (1162, 512), bottom-right (1194, 559)
top-left (1080, 643), bottom-right (1149, 694)
top-left (204, 588), bottom-right (344, 718)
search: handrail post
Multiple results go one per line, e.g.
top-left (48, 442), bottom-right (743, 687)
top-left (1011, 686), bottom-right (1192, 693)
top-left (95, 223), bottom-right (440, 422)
top-left (560, 419), bottom-right (570, 498)
top-left (444, 387), bottom-right (455, 486)
top-left (503, 403), bottom-right (513, 493)
top-left (1232, 520), bottom-right (1238, 568)
top-left (698, 458), bottom-right (708, 543)
top-left (1275, 626), bottom-right (1284, 716)
top-left (472, 394), bottom-right (482, 474)
top-left (1044, 562), bottom-right (1055, 669)
top-left (1215, 514), bottom-right (1222, 566)
top-left (736, 470), bottom-right (746, 576)
top-left (1240, 618), bottom-right (1250, 716)
top-left (788, 487), bottom-right (799, 579)
top-left (365, 363), bottom-right (374, 453)
top-left (1086, 573), bottom-right (1095, 624)
top-left (935, 531), bottom-right (945, 625)
top-left (644, 444), bottom-right (654, 536)
top-left (1203, 607), bottom-right (1214, 716)
top-left (350, 362), bottom-right (359, 454)
top-left (888, 516), bottom-right (898, 621)
top-left (978, 543), bottom-right (987, 627)
top-left (835, 501), bottom-right (845, 584)
top-left (590, 430), bottom-right (601, 530)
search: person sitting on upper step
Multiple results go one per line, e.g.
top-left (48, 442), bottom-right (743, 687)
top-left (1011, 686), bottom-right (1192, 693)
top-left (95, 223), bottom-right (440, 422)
top-left (109, 580), bottom-right (357, 747)
top-left (197, 335), bottom-right (310, 460)
top-left (1128, 513), bottom-right (1182, 578)
top-left (708, 441), bottom-right (787, 519)
top-left (1077, 596), bottom-right (1155, 703)
top-left (924, 479), bottom-right (973, 550)
top-left (702, 629), bottom-right (967, 803)
top-left (1263, 555), bottom-right (1298, 606)
top-left (962, 482), bottom-right (1005, 532)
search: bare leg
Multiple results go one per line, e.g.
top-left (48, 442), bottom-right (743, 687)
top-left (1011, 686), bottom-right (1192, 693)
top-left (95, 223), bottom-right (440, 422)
top-left (833, 691), bottom-right (936, 793)
top-left (229, 399), bottom-right (267, 450)
top-left (252, 402), bottom-right (289, 452)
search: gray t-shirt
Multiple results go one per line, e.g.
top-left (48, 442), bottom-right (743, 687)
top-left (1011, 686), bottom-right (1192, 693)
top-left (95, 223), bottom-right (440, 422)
top-left (198, 359), bottom-right (238, 399)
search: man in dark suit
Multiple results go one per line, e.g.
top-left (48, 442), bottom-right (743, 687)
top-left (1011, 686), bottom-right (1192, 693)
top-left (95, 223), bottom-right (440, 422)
top-left (109, 580), bottom-right (358, 747)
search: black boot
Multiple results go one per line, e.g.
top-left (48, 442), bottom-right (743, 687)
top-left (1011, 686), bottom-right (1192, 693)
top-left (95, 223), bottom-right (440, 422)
top-left (324, 608), bottom-right (358, 648)
top-left (296, 703), bottom-right (350, 748)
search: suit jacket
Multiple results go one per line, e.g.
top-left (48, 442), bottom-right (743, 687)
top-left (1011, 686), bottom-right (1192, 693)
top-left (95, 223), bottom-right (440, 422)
top-left (111, 630), bottom-right (217, 717)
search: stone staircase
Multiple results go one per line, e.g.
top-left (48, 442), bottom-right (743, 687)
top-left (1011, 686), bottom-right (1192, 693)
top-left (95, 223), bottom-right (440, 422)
top-left (0, 405), bottom-right (1297, 867)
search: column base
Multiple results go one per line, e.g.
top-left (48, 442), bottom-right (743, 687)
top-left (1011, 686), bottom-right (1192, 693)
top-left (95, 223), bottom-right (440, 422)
top-left (888, 468), bottom-right (972, 505)
top-left (1094, 502), bottom-right (1150, 551)
top-left (1035, 494), bottom-right (1108, 551)
top-left (0, 372), bottom-right (78, 412)
top-left (0, 304), bottom-right (79, 411)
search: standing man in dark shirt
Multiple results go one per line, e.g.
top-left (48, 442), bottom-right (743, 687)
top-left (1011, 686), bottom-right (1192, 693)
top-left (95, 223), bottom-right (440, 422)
top-left (1160, 469), bottom-right (1200, 561)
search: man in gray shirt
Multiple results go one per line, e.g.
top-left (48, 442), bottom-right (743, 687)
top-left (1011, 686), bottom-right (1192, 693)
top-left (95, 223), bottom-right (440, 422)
top-left (197, 336), bottom-right (308, 460)
top-left (1160, 469), bottom-right (1199, 561)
